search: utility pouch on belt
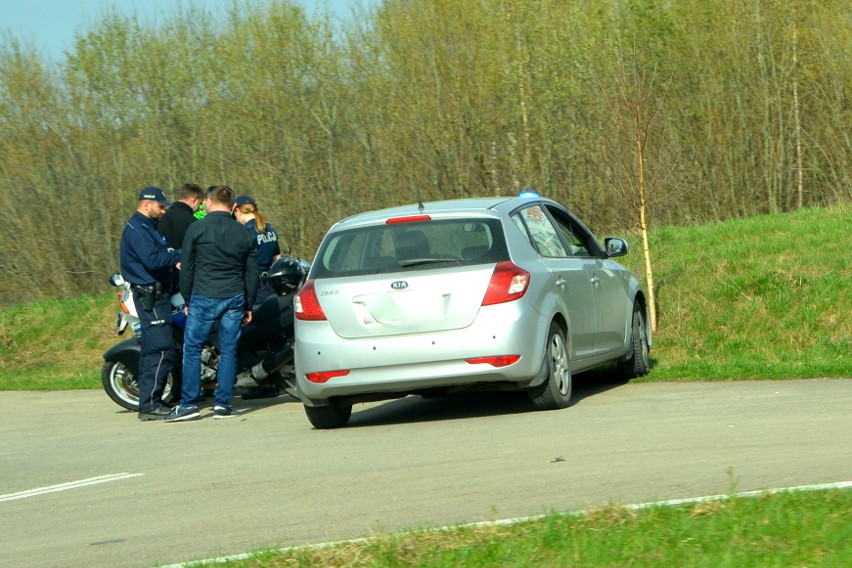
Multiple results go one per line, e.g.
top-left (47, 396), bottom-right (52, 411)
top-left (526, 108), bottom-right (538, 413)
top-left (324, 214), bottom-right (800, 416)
top-left (139, 288), bottom-right (155, 312)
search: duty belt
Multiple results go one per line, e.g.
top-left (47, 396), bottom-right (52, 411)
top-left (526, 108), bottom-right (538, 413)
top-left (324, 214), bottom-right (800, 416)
top-left (132, 283), bottom-right (163, 297)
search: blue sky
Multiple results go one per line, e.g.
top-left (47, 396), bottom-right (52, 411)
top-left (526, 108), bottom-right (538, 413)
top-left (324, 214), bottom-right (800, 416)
top-left (1, 0), bottom-right (370, 61)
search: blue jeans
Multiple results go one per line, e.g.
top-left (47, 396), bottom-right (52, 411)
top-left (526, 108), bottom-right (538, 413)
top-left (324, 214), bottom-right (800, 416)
top-left (181, 293), bottom-right (245, 409)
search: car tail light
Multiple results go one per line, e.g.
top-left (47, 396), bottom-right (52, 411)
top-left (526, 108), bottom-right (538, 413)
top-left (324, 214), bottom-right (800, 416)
top-left (306, 370), bottom-right (350, 383)
top-left (466, 355), bottom-right (521, 367)
top-left (294, 280), bottom-right (327, 321)
top-left (481, 261), bottom-right (530, 305)
top-left (386, 215), bottom-right (431, 224)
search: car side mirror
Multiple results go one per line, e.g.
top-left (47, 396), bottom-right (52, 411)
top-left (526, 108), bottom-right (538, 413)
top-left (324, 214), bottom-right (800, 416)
top-left (604, 238), bottom-right (629, 258)
top-left (109, 273), bottom-right (127, 287)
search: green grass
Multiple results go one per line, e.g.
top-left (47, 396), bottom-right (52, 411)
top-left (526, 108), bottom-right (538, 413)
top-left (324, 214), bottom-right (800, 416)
top-left (0, 204), bottom-right (850, 390)
top-left (620, 204), bottom-right (851, 380)
top-left (0, 293), bottom-right (116, 389)
top-left (194, 488), bottom-right (851, 567)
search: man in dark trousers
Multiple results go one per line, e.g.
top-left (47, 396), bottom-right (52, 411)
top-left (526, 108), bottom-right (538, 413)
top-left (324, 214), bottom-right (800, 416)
top-left (167, 185), bottom-right (258, 421)
top-left (158, 183), bottom-right (205, 249)
top-left (119, 186), bottom-right (182, 421)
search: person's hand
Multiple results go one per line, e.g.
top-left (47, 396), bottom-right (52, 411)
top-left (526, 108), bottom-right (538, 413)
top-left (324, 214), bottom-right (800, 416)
top-left (184, 306), bottom-right (189, 316)
top-left (242, 310), bottom-right (253, 326)
top-left (176, 262), bottom-right (181, 270)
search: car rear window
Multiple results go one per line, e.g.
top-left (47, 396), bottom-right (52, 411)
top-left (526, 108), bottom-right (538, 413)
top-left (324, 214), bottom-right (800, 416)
top-left (311, 218), bottom-right (508, 278)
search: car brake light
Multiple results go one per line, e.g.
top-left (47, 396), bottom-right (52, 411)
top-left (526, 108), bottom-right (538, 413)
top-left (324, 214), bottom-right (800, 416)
top-left (294, 280), bottom-right (327, 321)
top-left (466, 355), bottom-right (521, 367)
top-left (481, 261), bottom-right (530, 305)
top-left (306, 370), bottom-right (350, 383)
top-left (386, 215), bottom-right (431, 224)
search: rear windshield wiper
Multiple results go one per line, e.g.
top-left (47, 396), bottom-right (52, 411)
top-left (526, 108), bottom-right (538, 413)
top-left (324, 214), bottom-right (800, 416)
top-left (398, 257), bottom-right (462, 268)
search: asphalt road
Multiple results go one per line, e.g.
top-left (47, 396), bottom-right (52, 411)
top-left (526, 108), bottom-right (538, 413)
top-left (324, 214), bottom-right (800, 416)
top-left (1, 377), bottom-right (850, 567)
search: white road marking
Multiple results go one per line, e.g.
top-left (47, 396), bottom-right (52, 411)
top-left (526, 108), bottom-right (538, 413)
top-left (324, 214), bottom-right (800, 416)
top-left (622, 480), bottom-right (852, 511)
top-left (0, 473), bottom-right (143, 502)
top-left (157, 480), bottom-right (852, 567)
top-left (475, 479), bottom-right (852, 528)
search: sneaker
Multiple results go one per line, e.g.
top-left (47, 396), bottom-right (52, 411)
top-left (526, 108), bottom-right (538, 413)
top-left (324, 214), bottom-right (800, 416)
top-left (212, 405), bottom-right (240, 419)
top-left (165, 405), bottom-right (200, 422)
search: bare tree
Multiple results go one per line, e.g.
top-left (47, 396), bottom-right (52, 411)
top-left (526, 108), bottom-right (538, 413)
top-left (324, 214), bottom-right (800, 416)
top-left (593, 35), bottom-right (681, 333)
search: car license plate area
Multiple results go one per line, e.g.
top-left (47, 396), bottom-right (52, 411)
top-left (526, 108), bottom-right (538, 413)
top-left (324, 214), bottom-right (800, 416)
top-left (353, 290), bottom-right (450, 327)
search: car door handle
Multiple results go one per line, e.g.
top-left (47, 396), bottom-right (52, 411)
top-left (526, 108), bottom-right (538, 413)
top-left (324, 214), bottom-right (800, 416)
top-left (556, 278), bottom-right (566, 288)
top-left (590, 275), bottom-right (600, 286)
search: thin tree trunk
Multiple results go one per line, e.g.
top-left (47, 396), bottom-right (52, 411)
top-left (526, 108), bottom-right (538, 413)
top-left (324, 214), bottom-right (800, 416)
top-left (636, 126), bottom-right (657, 333)
top-left (792, 21), bottom-right (804, 209)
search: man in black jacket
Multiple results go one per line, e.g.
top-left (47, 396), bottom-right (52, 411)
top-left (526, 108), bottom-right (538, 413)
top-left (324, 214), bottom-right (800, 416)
top-left (158, 183), bottom-right (204, 249)
top-left (167, 186), bottom-right (259, 421)
top-left (158, 183), bottom-right (204, 295)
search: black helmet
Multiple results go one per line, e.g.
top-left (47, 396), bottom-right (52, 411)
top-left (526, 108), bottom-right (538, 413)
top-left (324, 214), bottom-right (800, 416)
top-left (268, 256), bottom-right (308, 295)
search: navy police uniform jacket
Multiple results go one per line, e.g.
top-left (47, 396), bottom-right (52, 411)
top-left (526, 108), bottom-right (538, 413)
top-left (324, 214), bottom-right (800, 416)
top-left (120, 211), bottom-right (182, 286)
top-left (245, 219), bottom-right (281, 273)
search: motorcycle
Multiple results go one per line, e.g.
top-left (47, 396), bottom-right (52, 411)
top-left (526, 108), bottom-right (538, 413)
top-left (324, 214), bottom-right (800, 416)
top-left (101, 256), bottom-right (309, 411)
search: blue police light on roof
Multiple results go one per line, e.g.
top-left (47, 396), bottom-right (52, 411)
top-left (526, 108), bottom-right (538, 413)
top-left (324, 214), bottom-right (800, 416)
top-left (519, 188), bottom-right (540, 198)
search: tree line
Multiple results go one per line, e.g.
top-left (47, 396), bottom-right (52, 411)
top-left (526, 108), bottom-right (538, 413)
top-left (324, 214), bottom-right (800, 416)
top-left (0, 0), bottom-right (848, 304)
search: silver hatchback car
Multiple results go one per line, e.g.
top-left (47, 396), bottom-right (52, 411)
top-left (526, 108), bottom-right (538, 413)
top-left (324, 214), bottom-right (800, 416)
top-left (294, 193), bottom-right (651, 428)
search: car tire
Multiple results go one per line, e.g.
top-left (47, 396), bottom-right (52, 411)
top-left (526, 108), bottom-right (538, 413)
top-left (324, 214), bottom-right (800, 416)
top-left (304, 402), bottom-right (352, 429)
top-left (528, 322), bottom-right (572, 410)
top-left (617, 302), bottom-right (651, 379)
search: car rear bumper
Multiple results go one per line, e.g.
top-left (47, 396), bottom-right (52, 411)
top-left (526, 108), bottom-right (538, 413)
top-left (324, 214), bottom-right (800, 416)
top-left (295, 302), bottom-right (547, 405)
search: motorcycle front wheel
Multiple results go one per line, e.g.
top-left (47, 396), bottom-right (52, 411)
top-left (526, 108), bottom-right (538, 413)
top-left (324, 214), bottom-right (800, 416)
top-left (101, 359), bottom-right (180, 411)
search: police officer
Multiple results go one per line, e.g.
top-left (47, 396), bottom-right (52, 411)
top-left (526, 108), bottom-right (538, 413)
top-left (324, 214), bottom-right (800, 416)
top-left (233, 195), bottom-right (281, 304)
top-left (120, 186), bottom-right (182, 421)
top-left (233, 194), bottom-right (283, 399)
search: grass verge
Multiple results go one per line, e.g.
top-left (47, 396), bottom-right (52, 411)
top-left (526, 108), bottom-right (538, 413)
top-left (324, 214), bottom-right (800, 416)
top-left (0, 294), bottom-right (116, 390)
top-left (187, 487), bottom-right (851, 567)
top-left (616, 204), bottom-right (851, 380)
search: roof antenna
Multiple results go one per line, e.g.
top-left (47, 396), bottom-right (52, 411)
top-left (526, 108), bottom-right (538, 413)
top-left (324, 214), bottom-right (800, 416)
top-left (417, 190), bottom-right (424, 213)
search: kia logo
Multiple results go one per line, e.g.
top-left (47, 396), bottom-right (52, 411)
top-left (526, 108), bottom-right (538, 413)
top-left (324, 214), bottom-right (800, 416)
top-left (390, 281), bottom-right (408, 290)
